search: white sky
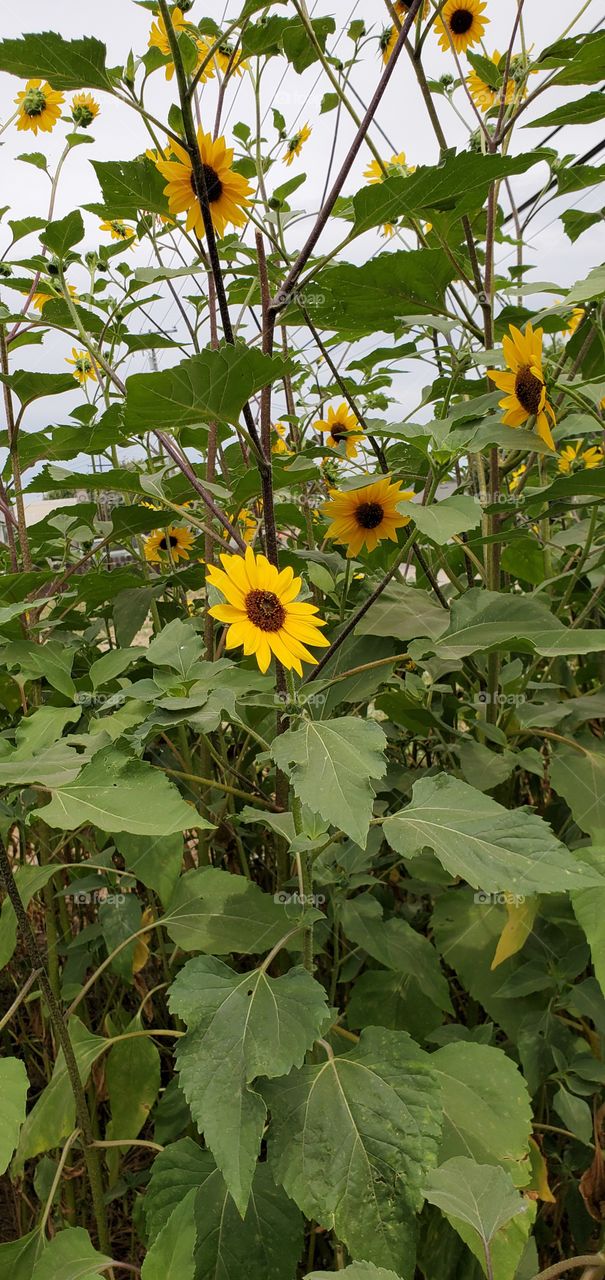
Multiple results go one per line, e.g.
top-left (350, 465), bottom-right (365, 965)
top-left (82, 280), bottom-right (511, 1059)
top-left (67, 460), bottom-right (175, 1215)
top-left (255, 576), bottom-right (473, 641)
top-left (1, 0), bottom-right (604, 445)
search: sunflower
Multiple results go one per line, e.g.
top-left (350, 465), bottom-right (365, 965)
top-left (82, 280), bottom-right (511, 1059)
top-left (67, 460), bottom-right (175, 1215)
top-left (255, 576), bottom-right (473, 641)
top-left (284, 123), bottom-right (312, 166)
top-left (379, 26), bottom-right (398, 65)
top-left (214, 42), bottom-right (249, 77)
top-left (488, 323), bottom-right (557, 452)
top-left (435, 0), bottom-right (488, 54)
top-left (25, 282), bottom-right (78, 312)
top-left (364, 152), bottom-right (410, 185)
top-left (315, 404), bottom-right (365, 461)
top-left (206, 547), bottom-right (329, 676)
top-left (194, 38), bottom-right (217, 84)
top-left (99, 220), bottom-right (136, 245)
top-left (71, 93), bottom-right (100, 128)
top-left (66, 348), bottom-right (97, 385)
top-left (564, 307), bottom-right (585, 337)
top-left (394, 0), bottom-right (429, 13)
top-left (558, 442), bottom-right (603, 474)
top-left (15, 80), bottom-right (64, 134)
top-left (321, 476), bottom-right (413, 558)
top-left (144, 526), bottom-right (195, 564)
top-left (272, 422), bottom-right (293, 456)
top-left (467, 51), bottom-right (516, 112)
top-left (148, 6), bottom-right (189, 79)
top-left (155, 129), bottom-right (253, 239)
top-left (509, 463), bottom-right (527, 493)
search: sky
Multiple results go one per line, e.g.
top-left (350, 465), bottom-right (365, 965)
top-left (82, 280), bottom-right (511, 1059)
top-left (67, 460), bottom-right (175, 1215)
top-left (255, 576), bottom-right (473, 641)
top-left (0, 0), bottom-right (604, 456)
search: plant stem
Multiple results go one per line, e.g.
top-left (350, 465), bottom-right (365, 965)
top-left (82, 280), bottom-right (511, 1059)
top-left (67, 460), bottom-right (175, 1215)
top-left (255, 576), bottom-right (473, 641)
top-left (531, 1257), bottom-right (605, 1280)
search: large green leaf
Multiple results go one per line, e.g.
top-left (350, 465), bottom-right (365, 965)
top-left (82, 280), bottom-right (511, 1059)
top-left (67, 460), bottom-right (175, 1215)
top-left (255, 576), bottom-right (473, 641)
top-left (291, 250), bottom-right (456, 337)
top-left (169, 955), bottom-right (330, 1213)
top-left (550, 737), bottom-right (605, 840)
top-left (115, 831), bottom-right (183, 907)
top-left (411, 495), bottom-right (481, 545)
top-left (0, 1230), bottom-right (45, 1279)
top-left (105, 1021), bottom-right (161, 1183)
top-left (340, 894), bottom-right (452, 1012)
top-left (306, 1268), bottom-right (406, 1280)
top-left (272, 717), bottom-right (387, 846)
top-left (425, 1158), bottom-right (528, 1257)
top-left (0, 1058), bottom-right (29, 1175)
top-left (13, 1019), bottom-right (107, 1174)
top-left (0, 32), bottom-right (112, 89)
top-left (263, 1026), bottom-right (442, 1271)
top-left (89, 157), bottom-right (168, 220)
top-left (539, 30), bottom-right (605, 85)
top-left (141, 1190), bottom-right (196, 1280)
top-left (0, 371), bottom-right (77, 407)
top-left (383, 773), bottom-right (603, 895)
top-left (30, 1227), bottom-right (111, 1280)
top-left (40, 210), bottom-right (84, 258)
top-left (124, 346), bottom-right (289, 432)
top-left (572, 850), bottom-right (605, 997)
top-left (163, 866), bottom-right (317, 954)
top-left (32, 745), bottom-right (209, 836)
top-left (419, 590), bottom-right (605, 660)
top-left (355, 582), bottom-right (449, 642)
top-left (527, 91), bottom-right (605, 129)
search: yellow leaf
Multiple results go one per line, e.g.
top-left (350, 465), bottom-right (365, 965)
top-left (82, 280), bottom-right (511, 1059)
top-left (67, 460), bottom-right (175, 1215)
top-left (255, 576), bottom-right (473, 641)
top-left (528, 1137), bottom-right (556, 1203)
top-left (132, 906), bottom-right (154, 975)
top-left (491, 897), bottom-right (538, 969)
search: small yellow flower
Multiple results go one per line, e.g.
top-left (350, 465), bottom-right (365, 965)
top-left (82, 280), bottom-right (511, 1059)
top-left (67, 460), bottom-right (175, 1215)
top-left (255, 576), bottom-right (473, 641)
top-left (195, 38), bottom-right (217, 84)
top-left (488, 322), bottom-right (557, 453)
top-left (207, 546), bottom-right (329, 676)
top-left (467, 51), bottom-right (517, 113)
top-left (558, 442), bottom-right (603, 474)
top-left (148, 6), bottom-right (189, 79)
top-left (509, 463), bottom-right (527, 492)
top-left (379, 26), bottom-right (398, 65)
top-left (71, 92), bottom-right (100, 128)
top-left (144, 526), bottom-right (195, 563)
top-left (24, 282), bottom-right (78, 312)
top-left (99, 220), bottom-right (136, 245)
top-left (15, 79), bottom-right (64, 135)
top-left (214, 42), bottom-right (249, 77)
top-left (564, 308), bottom-right (585, 337)
top-left (315, 404), bottom-right (365, 460)
top-left (284, 124), bottom-right (311, 166)
top-left (321, 476), bottom-right (413, 558)
top-left (364, 152), bottom-right (411, 186)
top-left (66, 348), bottom-right (97, 385)
top-left (435, 0), bottom-right (488, 54)
top-left (272, 422), bottom-right (293, 456)
top-left (155, 128), bottom-right (253, 240)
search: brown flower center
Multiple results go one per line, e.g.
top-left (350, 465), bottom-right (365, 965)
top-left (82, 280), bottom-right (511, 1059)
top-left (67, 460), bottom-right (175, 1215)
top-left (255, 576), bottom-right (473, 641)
top-left (245, 589), bottom-right (285, 633)
top-left (191, 164), bottom-right (223, 204)
top-left (515, 366), bottom-right (544, 416)
top-left (356, 501), bottom-right (384, 530)
top-left (450, 8), bottom-right (474, 33)
top-left (331, 422), bottom-right (350, 443)
top-left (158, 534), bottom-right (180, 551)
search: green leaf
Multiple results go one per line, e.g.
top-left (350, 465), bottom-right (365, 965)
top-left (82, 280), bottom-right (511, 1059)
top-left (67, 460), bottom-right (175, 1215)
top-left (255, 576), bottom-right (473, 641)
top-left (89, 157), bottom-right (168, 220)
top-left (32, 746), bottom-right (209, 836)
top-left (0, 864), bottom-right (59, 972)
top-left (0, 1058), bottom-right (29, 1174)
top-left (146, 618), bottom-right (204, 677)
top-left (355, 581), bottom-right (449, 642)
top-left (550, 737), bottom-right (605, 840)
top-left (411, 495), bottom-right (481, 544)
top-left (13, 1019), bottom-right (107, 1174)
top-left (124, 345), bottom-right (289, 432)
top-left (0, 1230), bottom-right (45, 1279)
top-left (263, 1026), bottom-right (442, 1271)
top-left (425, 1159), bottom-right (527, 1258)
top-left (141, 1190), bottom-right (196, 1280)
top-left (564, 262), bottom-right (605, 306)
top-left (340, 894), bottom-right (452, 1012)
top-left (105, 1025), bottom-right (160, 1184)
top-left (98, 893), bottom-right (142, 982)
top-left (0, 32), bottom-right (112, 90)
top-left (292, 249), bottom-right (456, 337)
top-left (306, 1268), bottom-right (406, 1280)
top-left (30, 1227), bottom-right (111, 1280)
top-left (539, 31), bottom-right (605, 85)
top-left (8, 216), bottom-right (47, 244)
top-left (115, 831), bottom-right (183, 907)
top-left (526, 90), bottom-right (605, 128)
top-left (572, 851), bottom-right (605, 998)
top-left (383, 773), bottom-right (604, 895)
top-left (40, 210), bottom-right (85, 258)
top-left (422, 588), bottom-right (605, 660)
top-left (562, 208), bottom-right (604, 243)
top-left (347, 970), bottom-right (443, 1044)
top-left (0, 371), bottom-right (77, 407)
top-left (163, 866), bottom-right (316, 954)
top-left (169, 955), bottom-right (330, 1212)
top-left (272, 717), bottom-right (387, 846)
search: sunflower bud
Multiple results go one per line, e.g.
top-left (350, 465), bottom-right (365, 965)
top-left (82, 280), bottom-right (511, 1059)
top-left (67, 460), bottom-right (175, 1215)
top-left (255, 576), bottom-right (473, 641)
top-left (72, 103), bottom-right (95, 128)
top-left (0, 263), bottom-right (12, 278)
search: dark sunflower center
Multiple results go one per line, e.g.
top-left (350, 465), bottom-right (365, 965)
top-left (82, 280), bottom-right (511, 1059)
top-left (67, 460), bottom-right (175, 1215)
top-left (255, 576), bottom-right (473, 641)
top-left (515, 366), bottom-right (544, 416)
top-left (331, 422), bottom-right (349, 443)
top-left (245, 589), bottom-right (285, 633)
top-left (356, 501), bottom-right (384, 530)
top-left (450, 8), bottom-right (474, 33)
top-left (192, 164), bottom-right (223, 204)
top-left (158, 534), bottom-right (180, 551)
top-left (23, 88), bottom-right (47, 117)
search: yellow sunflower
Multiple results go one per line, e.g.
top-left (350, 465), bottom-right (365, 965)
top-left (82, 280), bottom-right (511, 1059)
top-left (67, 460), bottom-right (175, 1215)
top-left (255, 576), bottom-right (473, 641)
top-left (364, 152), bottom-right (410, 185)
top-left (284, 124), bottom-right (312, 166)
top-left (15, 80), bottom-right (64, 134)
top-left (564, 308), bottom-right (585, 337)
top-left (509, 463), bottom-right (527, 492)
top-left (316, 404), bottom-right (365, 461)
top-left (195, 38), bottom-right (217, 84)
top-left (272, 422), bottom-right (293, 455)
top-left (66, 348), bottom-right (97, 385)
top-left (148, 6), bottom-right (189, 79)
top-left (380, 26), bottom-right (398, 65)
top-left (488, 322), bottom-right (557, 452)
top-left (25, 282), bottom-right (78, 312)
top-left (155, 129), bottom-right (253, 239)
top-left (214, 42), bottom-right (249, 77)
top-left (144, 526), bottom-right (195, 563)
top-left (321, 476), bottom-right (413, 558)
top-left (558, 442), bottom-right (603, 474)
top-left (206, 547), bottom-right (329, 676)
top-left (71, 93), bottom-right (100, 128)
top-left (99, 220), bottom-right (136, 245)
top-left (435, 0), bottom-right (488, 54)
top-left (394, 0), bottom-right (429, 13)
top-left (467, 51), bottom-right (517, 112)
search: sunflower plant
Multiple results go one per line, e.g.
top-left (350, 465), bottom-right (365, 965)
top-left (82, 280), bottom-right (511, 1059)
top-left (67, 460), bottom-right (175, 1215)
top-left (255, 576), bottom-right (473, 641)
top-left (0, 2), bottom-right (605, 1278)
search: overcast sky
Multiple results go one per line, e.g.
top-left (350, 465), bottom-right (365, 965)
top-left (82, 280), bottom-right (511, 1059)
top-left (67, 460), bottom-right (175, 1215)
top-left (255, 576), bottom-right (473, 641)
top-left (1, 0), bottom-right (604, 448)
